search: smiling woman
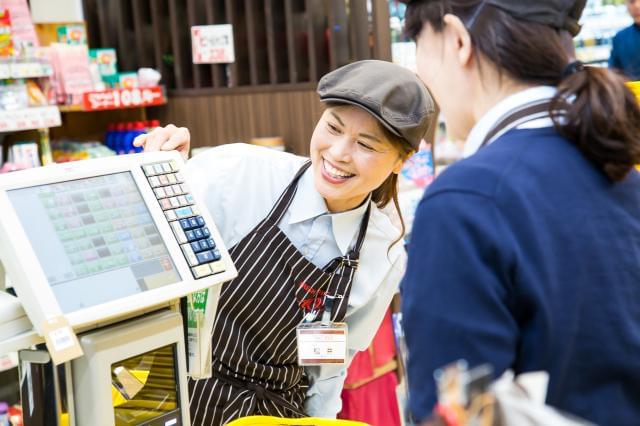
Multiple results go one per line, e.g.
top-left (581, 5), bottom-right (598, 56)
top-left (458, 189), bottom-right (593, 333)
top-left (134, 60), bottom-right (435, 425)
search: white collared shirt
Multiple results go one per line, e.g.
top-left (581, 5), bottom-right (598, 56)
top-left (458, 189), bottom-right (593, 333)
top-left (464, 86), bottom-right (557, 158)
top-left (185, 143), bottom-right (406, 417)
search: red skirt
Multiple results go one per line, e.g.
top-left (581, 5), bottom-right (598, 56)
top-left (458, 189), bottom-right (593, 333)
top-left (338, 309), bottom-right (401, 426)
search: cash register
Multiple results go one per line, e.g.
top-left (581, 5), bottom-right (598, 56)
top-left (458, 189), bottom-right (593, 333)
top-left (0, 151), bottom-right (237, 425)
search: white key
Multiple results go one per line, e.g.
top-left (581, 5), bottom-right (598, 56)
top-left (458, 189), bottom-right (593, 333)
top-left (154, 187), bottom-right (167, 198)
top-left (181, 244), bottom-right (199, 266)
top-left (192, 264), bottom-right (212, 278)
top-left (170, 221), bottom-right (187, 244)
top-left (165, 210), bottom-right (178, 221)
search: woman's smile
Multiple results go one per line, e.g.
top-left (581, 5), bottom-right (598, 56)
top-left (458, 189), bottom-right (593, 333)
top-left (321, 158), bottom-right (356, 184)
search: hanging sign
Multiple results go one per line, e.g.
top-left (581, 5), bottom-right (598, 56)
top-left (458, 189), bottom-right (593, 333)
top-left (191, 24), bottom-right (235, 64)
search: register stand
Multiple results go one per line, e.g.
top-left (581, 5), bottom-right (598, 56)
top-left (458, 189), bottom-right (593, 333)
top-left (0, 151), bottom-right (237, 425)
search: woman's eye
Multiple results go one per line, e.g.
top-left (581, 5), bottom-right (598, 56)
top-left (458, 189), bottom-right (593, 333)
top-left (357, 141), bottom-right (375, 151)
top-left (327, 123), bottom-right (340, 134)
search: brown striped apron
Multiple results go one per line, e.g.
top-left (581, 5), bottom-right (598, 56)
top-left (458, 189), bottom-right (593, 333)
top-left (189, 161), bottom-right (370, 425)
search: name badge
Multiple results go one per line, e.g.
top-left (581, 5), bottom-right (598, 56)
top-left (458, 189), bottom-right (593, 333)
top-left (296, 322), bottom-right (348, 366)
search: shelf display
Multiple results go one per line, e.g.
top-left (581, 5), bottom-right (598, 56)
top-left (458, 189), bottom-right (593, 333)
top-left (0, 104), bottom-right (59, 131)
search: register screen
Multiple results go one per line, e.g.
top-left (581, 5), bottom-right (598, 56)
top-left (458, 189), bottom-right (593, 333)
top-left (8, 172), bottom-right (181, 314)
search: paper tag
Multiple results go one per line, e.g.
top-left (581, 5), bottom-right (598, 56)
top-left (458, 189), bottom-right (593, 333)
top-left (297, 322), bottom-right (348, 366)
top-left (41, 315), bottom-right (83, 365)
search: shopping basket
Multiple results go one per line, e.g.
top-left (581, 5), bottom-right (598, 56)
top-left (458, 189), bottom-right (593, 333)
top-left (226, 416), bottom-right (370, 426)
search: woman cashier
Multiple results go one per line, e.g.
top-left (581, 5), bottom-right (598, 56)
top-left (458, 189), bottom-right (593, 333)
top-left (135, 60), bottom-right (435, 424)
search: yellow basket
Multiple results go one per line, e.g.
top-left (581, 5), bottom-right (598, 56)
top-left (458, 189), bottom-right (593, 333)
top-left (226, 416), bottom-right (370, 426)
top-left (626, 81), bottom-right (640, 103)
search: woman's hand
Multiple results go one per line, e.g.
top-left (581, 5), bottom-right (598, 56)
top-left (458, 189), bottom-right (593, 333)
top-left (133, 124), bottom-right (190, 161)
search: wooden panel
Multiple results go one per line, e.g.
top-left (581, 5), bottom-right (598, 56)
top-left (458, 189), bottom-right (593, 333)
top-left (149, 0), bottom-right (166, 80)
top-left (245, 0), bottom-right (258, 85)
top-left (224, 0), bottom-right (238, 87)
top-left (114, 0), bottom-right (130, 70)
top-left (151, 89), bottom-right (324, 156)
top-left (305, 0), bottom-right (317, 82)
top-left (82, 0), bottom-right (393, 89)
top-left (349, 0), bottom-right (371, 60)
top-left (168, 0), bottom-right (185, 89)
top-left (264, 0), bottom-right (277, 84)
top-left (187, 0), bottom-right (202, 88)
top-left (284, 0), bottom-right (297, 83)
top-left (204, 0), bottom-right (223, 87)
top-left (131, 0), bottom-right (149, 68)
top-left (372, 0), bottom-right (392, 61)
top-left (96, 0), bottom-right (110, 48)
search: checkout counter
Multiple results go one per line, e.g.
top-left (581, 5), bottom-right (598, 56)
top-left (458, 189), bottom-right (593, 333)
top-left (0, 151), bottom-right (237, 425)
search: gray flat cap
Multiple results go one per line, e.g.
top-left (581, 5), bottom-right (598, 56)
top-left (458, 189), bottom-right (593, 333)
top-left (401, 0), bottom-right (586, 36)
top-left (317, 60), bottom-right (435, 151)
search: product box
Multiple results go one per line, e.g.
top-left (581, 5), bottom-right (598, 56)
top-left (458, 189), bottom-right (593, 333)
top-left (102, 72), bottom-right (138, 89)
top-left (8, 141), bottom-right (40, 168)
top-left (49, 43), bottom-right (93, 104)
top-left (0, 9), bottom-right (13, 57)
top-left (89, 48), bottom-right (117, 77)
top-left (118, 72), bottom-right (138, 89)
top-left (56, 24), bottom-right (86, 45)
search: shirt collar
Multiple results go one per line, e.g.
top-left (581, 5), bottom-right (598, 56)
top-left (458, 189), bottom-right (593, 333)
top-left (288, 166), bottom-right (371, 256)
top-left (464, 86), bottom-right (557, 158)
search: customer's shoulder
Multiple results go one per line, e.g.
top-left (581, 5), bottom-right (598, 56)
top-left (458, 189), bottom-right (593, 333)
top-left (425, 128), bottom-right (568, 200)
top-left (614, 24), bottom-right (638, 42)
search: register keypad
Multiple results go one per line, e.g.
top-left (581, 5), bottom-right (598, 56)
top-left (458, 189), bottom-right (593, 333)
top-left (143, 160), bottom-right (224, 279)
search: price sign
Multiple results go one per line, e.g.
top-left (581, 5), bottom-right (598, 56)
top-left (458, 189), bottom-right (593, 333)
top-left (82, 87), bottom-right (166, 111)
top-left (191, 24), bottom-right (235, 64)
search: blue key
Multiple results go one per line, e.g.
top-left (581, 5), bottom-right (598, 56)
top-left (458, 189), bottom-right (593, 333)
top-left (175, 207), bottom-right (193, 218)
top-left (185, 230), bottom-right (196, 242)
top-left (202, 227), bottom-right (210, 237)
top-left (189, 217), bottom-right (199, 228)
top-left (186, 194), bottom-right (195, 204)
top-left (199, 240), bottom-right (209, 251)
top-left (206, 238), bottom-right (216, 249)
top-left (180, 219), bottom-right (191, 230)
top-left (191, 242), bottom-right (203, 253)
top-left (193, 228), bottom-right (204, 239)
top-left (196, 250), bottom-right (214, 264)
top-left (212, 248), bottom-right (221, 261)
top-left (196, 216), bottom-right (205, 226)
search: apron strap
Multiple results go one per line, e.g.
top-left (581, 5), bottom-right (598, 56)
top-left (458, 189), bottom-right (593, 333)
top-left (480, 99), bottom-right (553, 148)
top-left (265, 161), bottom-right (312, 225)
top-left (212, 370), bottom-right (307, 417)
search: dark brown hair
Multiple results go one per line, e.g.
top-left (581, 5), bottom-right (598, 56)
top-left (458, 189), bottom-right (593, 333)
top-left (405, 0), bottom-right (640, 181)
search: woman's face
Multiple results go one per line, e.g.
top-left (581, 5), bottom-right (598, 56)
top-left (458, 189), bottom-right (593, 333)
top-left (309, 106), bottom-right (404, 213)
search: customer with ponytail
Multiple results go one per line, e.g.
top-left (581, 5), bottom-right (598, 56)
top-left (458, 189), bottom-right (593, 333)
top-left (400, 1), bottom-right (640, 424)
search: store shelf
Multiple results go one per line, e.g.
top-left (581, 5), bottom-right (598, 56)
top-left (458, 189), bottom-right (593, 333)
top-left (59, 86), bottom-right (167, 112)
top-left (0, 106), bottom-right (61, 132)
top-left (0, 61), bottom-right (53, 79)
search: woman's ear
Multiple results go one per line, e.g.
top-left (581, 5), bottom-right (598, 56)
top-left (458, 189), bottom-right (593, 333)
top-left (443, 13), bottom-right (473, 69)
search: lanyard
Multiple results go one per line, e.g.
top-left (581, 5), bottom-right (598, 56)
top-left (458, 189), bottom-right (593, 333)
top-left (480, 98), bottom-right (554, 149)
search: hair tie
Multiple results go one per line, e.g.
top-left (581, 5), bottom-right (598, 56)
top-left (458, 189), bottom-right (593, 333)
top-left (561, 60), bottom-right (585, 80)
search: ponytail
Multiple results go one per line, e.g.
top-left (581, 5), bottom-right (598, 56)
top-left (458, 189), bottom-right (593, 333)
top-left (551, 67), bottom-right (640, 182)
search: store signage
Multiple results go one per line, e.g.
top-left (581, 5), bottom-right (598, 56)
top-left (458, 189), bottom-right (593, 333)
top-left (191, 24), bottom-right (235, 64)
top-left (82, 87), bottom-right (165, 111)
